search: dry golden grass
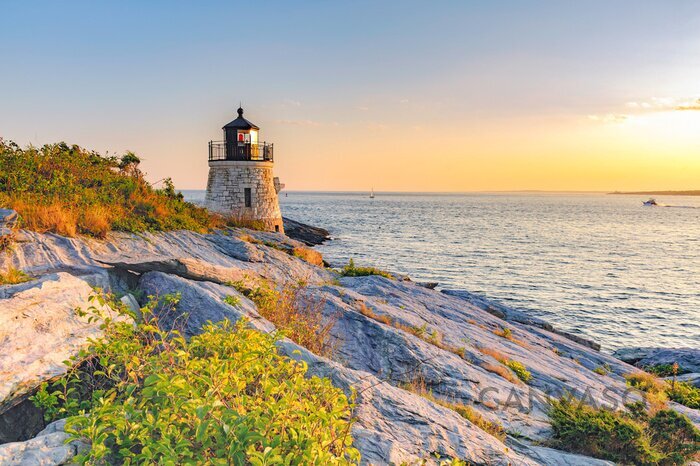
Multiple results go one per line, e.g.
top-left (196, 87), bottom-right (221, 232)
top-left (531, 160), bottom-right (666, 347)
top-left (493, 326), bottom-right (529, 348)
top-left (10, 200), bottom-right (78, 237)
top-left (292, 246), bottom-right (324, 267)
top-left (400, 376), bottom-right (505, 441)
top-left (238, 234), bottom-right (262, 244)
top-left (478, 347), bottom-right (509, 363)
top-left (223, 215), bottom-right (267, 231)
top-left (78, 205), bottom-right (111, 238)
top-left (477, 346), bottom-right (533, 384)
top-left (356, 301), bottom-right (393, 325)
top-left (480, 362), bottom-right (522, 385)
top-left (229, 280), bottom-right (337, 357)
top-left (0, 266), bottom-right (32, 285)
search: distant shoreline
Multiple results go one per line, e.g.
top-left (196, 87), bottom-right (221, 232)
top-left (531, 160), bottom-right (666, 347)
top-left (610, 190), bottom-right (700, 196)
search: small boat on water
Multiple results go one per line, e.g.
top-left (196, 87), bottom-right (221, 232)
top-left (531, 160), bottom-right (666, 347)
top-left (642, 198), bottom-right (658, 206)
top-left (369, 188), bottom-right (375, 199)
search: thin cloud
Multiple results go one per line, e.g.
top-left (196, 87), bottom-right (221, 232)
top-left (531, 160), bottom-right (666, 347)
top-left (675, 98), bottom-right (700, 111)
top-left (283, 98), bottom-right (301, 107)
top-left (588, 114), bottom-right (628, 124)
top-left (625, 96), bottom-right (700, 112)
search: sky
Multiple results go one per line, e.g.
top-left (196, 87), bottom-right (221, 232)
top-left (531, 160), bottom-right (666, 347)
top-left (1, 1), bottom-right (699, 192)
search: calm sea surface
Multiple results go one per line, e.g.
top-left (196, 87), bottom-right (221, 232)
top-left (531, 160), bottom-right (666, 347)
top-left (183, 191), bottom-right (700, 352)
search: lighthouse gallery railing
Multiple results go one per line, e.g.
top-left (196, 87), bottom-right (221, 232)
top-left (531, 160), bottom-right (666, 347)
top-left (208, 141), bottom-right (274, 162)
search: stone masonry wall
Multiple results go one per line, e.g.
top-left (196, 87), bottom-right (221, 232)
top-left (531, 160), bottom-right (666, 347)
top-left (205, 161), bottom-right (284, 233)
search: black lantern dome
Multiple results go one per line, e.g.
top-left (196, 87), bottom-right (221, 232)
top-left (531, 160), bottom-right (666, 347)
top-left (223, 107), bottom-right (259, 131)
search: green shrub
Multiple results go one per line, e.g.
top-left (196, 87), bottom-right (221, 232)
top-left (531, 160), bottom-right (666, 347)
top-left (548, 396), bottom-right (700, 465)
top-left (667, 382), bottom-right (700, 410)
top-left (340, 259), bottom-right (393, 279)
top-left (503, 360), bottom-right (532, 384)
top-left (0, 140), bottom-right (226, 237)
top-left (646, 364), bottom-right (688, 377)
top-left (222, 294), bottom-right (241, 307)
top-left (31, 295), bottom-right (359, 465)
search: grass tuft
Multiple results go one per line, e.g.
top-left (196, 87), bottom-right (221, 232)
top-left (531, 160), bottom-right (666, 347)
top-left (340, 259), bottom-right (393, 279)
top-left (0, 266), bottom-right (32, 285)
top-left (477, 347), bottom-right (532, 384)
top-left (593, 363), bottom-right (612, 376)
top-left (292, 246), bottom-right (324, 266)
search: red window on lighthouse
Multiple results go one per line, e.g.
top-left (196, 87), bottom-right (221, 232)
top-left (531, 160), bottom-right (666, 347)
top-left (238, 133), bottom-right (245, 142)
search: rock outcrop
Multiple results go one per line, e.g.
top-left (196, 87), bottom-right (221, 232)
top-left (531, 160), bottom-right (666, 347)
top-left (282, 217), bottom-right (331, 246)
top-left (0, 209), bottom-right (17, 250)
top-left (613, 347), bottom-right (700, 373)
top-left (0, 273), bottom-right (113, 414)
top-left (1, 225), bottom-right (698, 465)
top-left (0, 419), bottom-right (87, 466)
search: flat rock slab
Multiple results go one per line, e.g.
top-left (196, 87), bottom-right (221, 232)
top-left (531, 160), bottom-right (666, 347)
top-left (0, 273), bottom-right (113, 413)
top-left (138, 271), bottom-right (275, 337)
top-left (443, 288), bottom-right (601, 351)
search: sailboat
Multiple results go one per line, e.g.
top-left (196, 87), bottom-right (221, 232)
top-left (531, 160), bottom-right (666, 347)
top-left (369, 188), bottom-right (375, 199)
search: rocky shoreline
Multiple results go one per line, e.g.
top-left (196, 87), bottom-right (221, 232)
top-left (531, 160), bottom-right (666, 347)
top-left (1, 215), bottom-right (698, 465)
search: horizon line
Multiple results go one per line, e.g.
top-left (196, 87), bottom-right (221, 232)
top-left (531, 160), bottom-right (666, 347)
top-left (178, 188), bottom-right (699, 195)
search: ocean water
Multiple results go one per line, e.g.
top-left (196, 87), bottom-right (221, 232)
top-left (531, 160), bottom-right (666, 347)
top-left (183, 190), bottom-right (700, 352)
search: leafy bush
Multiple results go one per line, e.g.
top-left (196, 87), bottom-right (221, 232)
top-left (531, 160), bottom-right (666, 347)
top-left (0, 266), bottom-right (31, 285)
top-left (548, 396), bottom-right (700, 465)
top-left (0, 140), bottom-right (224, 237)
top-left (340, 259), bottom-right (393, 279)
top-left (32, 295), bottom-right (359, 465)
top-left (667, 382), bottom-right (700, 410)
top-left (627, 372), bottom-right (668, 395)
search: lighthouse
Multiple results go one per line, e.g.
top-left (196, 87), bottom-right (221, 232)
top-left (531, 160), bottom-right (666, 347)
top-left (205, 107), bottom-right (284, 233)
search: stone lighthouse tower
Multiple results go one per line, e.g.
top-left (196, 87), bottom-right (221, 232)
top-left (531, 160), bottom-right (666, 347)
top-left (205, 107), bottom-right (284, 233)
